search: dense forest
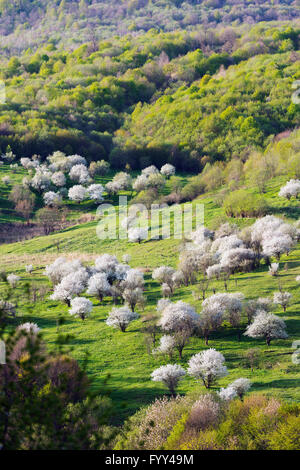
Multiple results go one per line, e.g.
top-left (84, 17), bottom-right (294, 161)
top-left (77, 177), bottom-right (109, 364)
top-left (0, 0), bottom-right (299, 54)
top-left (0, 22), bottom-right (299, 171)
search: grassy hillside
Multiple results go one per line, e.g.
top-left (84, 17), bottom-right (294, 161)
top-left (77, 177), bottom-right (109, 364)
top-left (1, 170), bottom-right (300, 422)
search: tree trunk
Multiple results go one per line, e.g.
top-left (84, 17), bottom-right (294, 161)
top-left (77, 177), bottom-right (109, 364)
top-left (178, 347), bottom-right (183, 360)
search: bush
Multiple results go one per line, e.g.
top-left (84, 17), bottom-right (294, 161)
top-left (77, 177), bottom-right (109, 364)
top-left (223, 190), bottom-right (267, 218)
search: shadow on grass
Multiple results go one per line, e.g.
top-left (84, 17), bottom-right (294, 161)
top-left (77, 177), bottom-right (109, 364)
top-left (256, 378), bottom-right (300, 389)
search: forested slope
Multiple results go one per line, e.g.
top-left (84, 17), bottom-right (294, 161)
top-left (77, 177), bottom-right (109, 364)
top-left (1, 0), bottom-right (299, 54)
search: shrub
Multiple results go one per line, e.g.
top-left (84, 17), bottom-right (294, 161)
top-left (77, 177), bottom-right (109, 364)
top-left (223, 190), bottom-right (267, 218)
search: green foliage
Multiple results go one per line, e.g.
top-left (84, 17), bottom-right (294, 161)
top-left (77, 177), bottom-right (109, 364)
top-left (223, 189), bottom-right (267, 218)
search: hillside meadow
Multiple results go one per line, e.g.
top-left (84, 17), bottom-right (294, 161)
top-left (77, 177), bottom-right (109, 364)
top-left (1, 168), bottom-right (300, 422)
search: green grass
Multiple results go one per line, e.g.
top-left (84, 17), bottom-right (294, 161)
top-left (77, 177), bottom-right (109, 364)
top-left (1, 168), bottom-right (300, 423)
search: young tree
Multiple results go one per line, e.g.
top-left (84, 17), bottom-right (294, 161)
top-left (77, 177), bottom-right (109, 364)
top-left (229, 378), bottom-right (251, 400)
top-left (51, 171), bottom-right (66, 187)
top-left (122, 287), bottom-right (145, 312)
top-left (142, 165), bottom-right (159, 177)
top-left (17, 322), bottom-right (41, 334)
top-left (70, 164), bottom-right (91, 184)
top-left (86, 273), bottom-right (111, 302)
top-left (133, 174), bottom-right (149, 192)
top-left (87, 184), bottom-right (104, 202)
top-left (43, 191), bottom-right (62, 207)
top-left (160, 164), bottom-right (175, 179)
top-left (31, 170), bottom-right (52, 193)
top-left (69, 297), bottom-right (93, 321)
top-left (218, 386), bottom-right (237, 401)
top-left (244, 310), bottom-right (288, 346)
top-left (151, 364), bottom-right (186, 397)
top-left (152, 266), bottom-right (176, 294)
top-left (106, 307), bottom-right (139, 332)
top-left (36, 207), bottom-right (63, 234)
top-left (279, 179), bottom-right (300, 200)
top-left (7, 274), bottom-right (20, 288)
top-left (198, 306), bottom-right (223, 346)
top-left (158, 300), bottom-right (199, 332)
top-left (68, 185), bottom-right (87, 203)
top-left (45, 258), bottom-right (85, 285)
top-left (153, 335), bottom-right (176, 359)
top-left (51, 269), bottom-right (88, 306)
top-left (128, 227), bottom-right (148, 243)
top-left (269, 263), bottom-right (279, 276)
top-left (187, 349), bottom-right (228, 388)
top-left (273, 291), bottom-right (292, 312)
top-left (262, 234), bottom-right (294, 260)
top-left (156, 298), bottom-right (171, 313)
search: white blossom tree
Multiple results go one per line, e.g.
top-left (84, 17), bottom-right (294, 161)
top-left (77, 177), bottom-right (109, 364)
top-left (106, 306), bottom-right (139, 332)
top-left (218, 386), bottom-right (237, 401)
top-left (50, 269), bottom-right (88, 306)
top-left (206, 264), bottom-right (222, 280)
top-left (86, 273), bottom-right (111, 302)
top-left (121, 268), bottom-right (144, 290)
top-left (25, 265), bottom-right (33, 274)
top-left (158, 300), bottom-right (199, 332)
top-left (43, 191), bottom-right (62, 207)
top-left (273, 291), bottom-right (292, 312)
top-left (244, 310), bottom-right (288, 345)
top-left (220, 248), bottom-right (255, 272)
top-left (7, 274), bottom-right (20, 288)
top-left (67, 154), bottom-right (87, 168)
top-left (87, 184), bottom-right (104, 202)
top-left (229, 378), bottom-right (251, 400)
top-left (153, 335), bottom-right (176, 358)
top-left (262, 234), bottom-right (294, 260)
top-left (279, 179), bottom-right (300, 200)
top-left (17, 322), bottom-right (40, 334)
top-left (68, 185), bottom-right (87, 203)
top-left (133, 174), bottom-right (149, 192)
top-left (128, 227), bottom-right (148, 243)
top-left (151, 364), bottom-right (186, 396)
top-left (2, 176), bottom-right (10, 185)
top-left (142, 165), bottom-right (159, 177)
top-left (152, 266), bottom-right (176, 294)
top-left (161, 283), bottom-right (172, 298)
top-left (159, 301), bottom-right (199, 358)
top-left (160, 164), bottom-right (175, 178)
top-left (187, 349), bottom-right (228, 388)
top-left (31, 169), bottom-right (51, 193)
top-left (69, 164), bottom-right (91, 184)
top-left (106, 172), bottom-right (132, 194)
top-left (199, 304), bottom-right (224, 345)
top-left (45, 258), bottom-right (85, 285)
top-left (122, 287), bottom-right (145, 312)
top-left (269, 263), bottom-right (279, 276)
top-left (51, 171), bottom-right (66, 187)
top-left (69, 297), bottom-right (93, 320)
top-left (156, 298), bottom-right (171, 312)
top-left (122, 254), bottom-right (131, 264)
